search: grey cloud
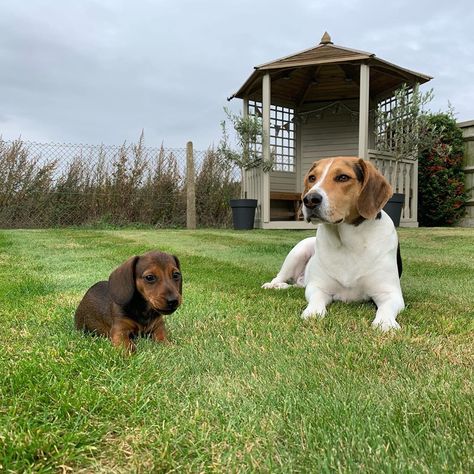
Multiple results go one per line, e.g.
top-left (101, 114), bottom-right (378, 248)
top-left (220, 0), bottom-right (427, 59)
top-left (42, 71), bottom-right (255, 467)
top-left (0, 0), bottom-right (473, 149)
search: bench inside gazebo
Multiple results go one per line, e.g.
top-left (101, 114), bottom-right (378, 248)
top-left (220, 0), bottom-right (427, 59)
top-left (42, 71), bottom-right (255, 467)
top-left (229, 32), bottom-right (432, 228)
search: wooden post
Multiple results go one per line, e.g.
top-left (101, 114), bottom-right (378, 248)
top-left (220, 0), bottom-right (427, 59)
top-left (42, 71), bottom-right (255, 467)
top-left (186, 141), bottom-right (196, 229)
top-left (262, 73), bottom-right (271, 224)
top-left (242, 97), bottom-right (249, 199)
top-left (358, 63), bottom-right (370, 160)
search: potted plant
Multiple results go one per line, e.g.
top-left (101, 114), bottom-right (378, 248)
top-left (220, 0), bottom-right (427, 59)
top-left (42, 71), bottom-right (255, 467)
top-left (375, 84), bottom-right (438, 226)
top-left (218, 107), bottom-right (273, 230)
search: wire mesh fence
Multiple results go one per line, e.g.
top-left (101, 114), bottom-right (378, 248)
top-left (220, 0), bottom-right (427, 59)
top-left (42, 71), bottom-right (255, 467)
top-left (0, 137), bottom-right (241, 228)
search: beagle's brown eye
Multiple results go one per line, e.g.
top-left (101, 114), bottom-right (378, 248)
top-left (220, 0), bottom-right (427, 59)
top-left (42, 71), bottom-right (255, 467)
top-left (335, 174), bottom-right (350, 182)
top-left (172, 271), bottom-right (181, 281)
top-left (308, 175), bottom-right (316, 183)
top-left (144, 274), bottom-right (156, 283)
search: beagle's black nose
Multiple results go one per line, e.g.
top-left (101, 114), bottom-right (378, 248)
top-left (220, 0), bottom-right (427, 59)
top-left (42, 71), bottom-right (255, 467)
top-left (303, 192), bottom-right (322, 209)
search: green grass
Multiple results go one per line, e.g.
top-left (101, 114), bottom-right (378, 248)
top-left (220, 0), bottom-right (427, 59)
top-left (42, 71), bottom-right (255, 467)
top-left (0, 227), bottom-right (473, 473)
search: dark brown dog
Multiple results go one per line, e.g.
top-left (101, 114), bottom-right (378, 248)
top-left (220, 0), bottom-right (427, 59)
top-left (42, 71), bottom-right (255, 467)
top-left (75, 251), bottom-right (182, 352)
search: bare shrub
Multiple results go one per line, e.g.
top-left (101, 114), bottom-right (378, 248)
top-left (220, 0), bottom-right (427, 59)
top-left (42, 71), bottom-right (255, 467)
top-left (195, 148), bottom-right (240, 227)
top-left (0, 139), bottom-right (57, 227)
top-left (140, 146), bottom-right (186, 227)
top-left (51, 156), bottom-right (92, 225)
top-left (0, 136), bottom-right (241, 228)
top-left (106, 138), bottom-right (149, 224)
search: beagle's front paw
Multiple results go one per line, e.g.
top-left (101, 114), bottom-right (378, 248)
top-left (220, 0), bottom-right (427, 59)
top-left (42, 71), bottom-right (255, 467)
top-left (262, 281), bottom-right (290, 290)
top-left (371, 317), bottom-right (401, 332)
top-left (301, 304), bottom-right (326, 320)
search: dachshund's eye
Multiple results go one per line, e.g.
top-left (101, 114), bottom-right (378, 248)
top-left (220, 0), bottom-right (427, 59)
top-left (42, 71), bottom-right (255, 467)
top-left (172, 271), bottom-right (181, 280)
top-left (144, 274), bottom-right (157, 283)
top-left (308, 175), bottom-right (316, 183)
top-left (335, 174), bottom-right (350, 182)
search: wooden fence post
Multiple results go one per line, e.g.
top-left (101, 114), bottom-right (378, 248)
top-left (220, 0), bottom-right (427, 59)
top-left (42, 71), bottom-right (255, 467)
top-left (186, 141), bottom-right (196, 229)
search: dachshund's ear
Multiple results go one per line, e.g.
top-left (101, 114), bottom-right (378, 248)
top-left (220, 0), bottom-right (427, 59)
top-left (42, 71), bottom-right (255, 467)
top-left (108, 256), bottom-right (139, 306)
top-left (356, 159), bottom-right (393, 219)
top-left (173, 255), bottom-right (182, 294)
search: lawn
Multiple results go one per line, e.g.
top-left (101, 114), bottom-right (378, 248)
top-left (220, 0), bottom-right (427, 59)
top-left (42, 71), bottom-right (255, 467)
top-left (0, 227), bottom-right (473, 473)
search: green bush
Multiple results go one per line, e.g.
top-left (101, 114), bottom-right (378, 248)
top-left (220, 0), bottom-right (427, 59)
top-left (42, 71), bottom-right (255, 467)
top-left (418, 114), bottom-right (468, 226)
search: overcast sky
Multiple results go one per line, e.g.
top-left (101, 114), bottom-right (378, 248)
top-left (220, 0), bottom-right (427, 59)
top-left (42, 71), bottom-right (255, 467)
top-left (1, 0), bottom-right (473, 150)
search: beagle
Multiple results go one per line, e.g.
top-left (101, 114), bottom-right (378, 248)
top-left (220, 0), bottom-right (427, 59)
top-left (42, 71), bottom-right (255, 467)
top-left (75, 251), bottom-right (182, 352)
top-left (263, 157), bottom-right (404, 331)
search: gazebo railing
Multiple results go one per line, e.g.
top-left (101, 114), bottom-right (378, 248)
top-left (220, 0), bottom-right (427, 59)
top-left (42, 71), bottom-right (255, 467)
top-left (368, 149), bottom-right (418, 226)
top-left (242, 150), bottom-right (419, 227)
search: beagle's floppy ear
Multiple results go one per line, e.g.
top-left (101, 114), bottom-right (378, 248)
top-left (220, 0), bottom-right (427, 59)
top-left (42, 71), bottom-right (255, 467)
top-left (173, 255), bottom-right (181, 270)
top-left (108, 256), bottom-right (139, 306)
top-left (356, 159), bottom-right (393, 219)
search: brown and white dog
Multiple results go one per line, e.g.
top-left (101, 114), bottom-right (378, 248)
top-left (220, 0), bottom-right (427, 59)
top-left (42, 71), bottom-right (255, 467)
top-left (262, 157), bottom-right (404, 331)
top-left (75, 251), bottom-right (182, 352)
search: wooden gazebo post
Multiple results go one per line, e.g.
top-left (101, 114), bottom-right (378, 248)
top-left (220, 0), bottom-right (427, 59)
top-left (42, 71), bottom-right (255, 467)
top-left (358, 63), bottom-right (370, 160)
top-left (241, 97), bottom-right (249, 199)
top-left (262, 73), bottom-right (271, 224)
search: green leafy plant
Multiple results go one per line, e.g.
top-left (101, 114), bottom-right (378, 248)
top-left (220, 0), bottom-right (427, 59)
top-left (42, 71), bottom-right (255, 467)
top-left (418, 113), bottom-right (468, 226)
top-left (218, 107), bottom-right (273, 172)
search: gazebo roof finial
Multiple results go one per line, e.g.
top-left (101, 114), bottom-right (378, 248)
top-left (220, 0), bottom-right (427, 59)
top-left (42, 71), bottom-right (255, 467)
top-left (320, 32), bottom-right (333, 45)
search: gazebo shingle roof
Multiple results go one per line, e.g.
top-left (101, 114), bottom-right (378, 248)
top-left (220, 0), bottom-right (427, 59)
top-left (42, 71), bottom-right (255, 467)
top-left (230, 33), bottom-right (432, 105)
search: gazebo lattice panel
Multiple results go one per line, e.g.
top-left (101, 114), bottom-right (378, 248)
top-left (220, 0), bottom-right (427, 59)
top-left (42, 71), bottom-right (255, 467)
top-left (375, 87), bottom-right (415, 157)
top-left (248, 100), bottom-right (295, 172)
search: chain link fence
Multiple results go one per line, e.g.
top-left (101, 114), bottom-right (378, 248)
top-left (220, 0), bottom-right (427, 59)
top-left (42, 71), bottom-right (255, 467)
top-left (0, 137), bottom-right (240, 228)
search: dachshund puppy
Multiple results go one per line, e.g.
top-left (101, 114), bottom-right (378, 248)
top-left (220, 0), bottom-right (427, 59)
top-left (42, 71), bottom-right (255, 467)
top-left (75, 251), bottom-right (182, 352)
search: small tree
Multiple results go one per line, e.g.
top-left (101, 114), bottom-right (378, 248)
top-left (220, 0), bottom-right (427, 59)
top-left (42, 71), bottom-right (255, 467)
top-left (375, 84), bottom-right (437, 162)
top-left (218, 107), bottom-right (273, 172)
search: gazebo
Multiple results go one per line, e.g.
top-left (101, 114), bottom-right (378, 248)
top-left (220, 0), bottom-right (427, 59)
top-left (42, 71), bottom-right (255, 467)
top-left (229, 33), bottom-right (432, 228)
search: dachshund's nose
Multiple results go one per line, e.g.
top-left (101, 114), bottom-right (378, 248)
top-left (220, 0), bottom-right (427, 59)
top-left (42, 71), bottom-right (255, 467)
top-left (166, 298), bottom-right (179, 310)
top-left (303, 192), bottom-right (323, 209)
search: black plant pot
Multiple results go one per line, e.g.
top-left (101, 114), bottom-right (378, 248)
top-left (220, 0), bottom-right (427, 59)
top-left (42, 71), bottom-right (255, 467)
top-left (229, 199), bottom-right (257, 230)
top-left (383, 193), bottom-right (404, 227)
